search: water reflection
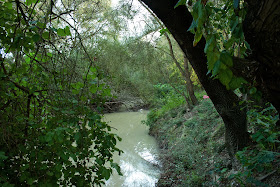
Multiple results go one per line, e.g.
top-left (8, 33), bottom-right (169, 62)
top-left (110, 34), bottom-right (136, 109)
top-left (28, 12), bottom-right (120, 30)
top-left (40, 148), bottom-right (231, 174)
top-left (103, 111), bottom-right (160, 187)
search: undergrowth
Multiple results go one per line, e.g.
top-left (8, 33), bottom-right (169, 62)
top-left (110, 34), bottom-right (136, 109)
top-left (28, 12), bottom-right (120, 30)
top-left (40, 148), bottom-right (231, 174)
top-left (145, 90), bottom-right (280, 186)
top-left (146, 97), bottom-right (226, 186)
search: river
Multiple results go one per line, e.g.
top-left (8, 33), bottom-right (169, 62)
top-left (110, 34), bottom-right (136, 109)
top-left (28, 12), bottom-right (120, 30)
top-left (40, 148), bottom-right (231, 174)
top-left (103, 111), bottom-right (161, 187)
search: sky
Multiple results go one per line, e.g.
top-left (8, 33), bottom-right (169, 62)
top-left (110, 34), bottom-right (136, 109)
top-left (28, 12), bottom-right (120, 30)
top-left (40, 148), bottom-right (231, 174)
top-left (111, 0), bottom-right (160, 41)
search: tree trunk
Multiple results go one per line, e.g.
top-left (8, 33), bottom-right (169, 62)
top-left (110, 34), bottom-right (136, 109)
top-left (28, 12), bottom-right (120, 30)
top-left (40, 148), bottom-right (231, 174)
top-left (138, 0), bottom-right (198, 107)
top-left (165, 34), bottom-right (198, 106)
top-left (183, 55), bottom-right (198, 105)
top-left (243, 0), bottom-right (280, 115)
top-left (141, 0), bottom-right (250, 155)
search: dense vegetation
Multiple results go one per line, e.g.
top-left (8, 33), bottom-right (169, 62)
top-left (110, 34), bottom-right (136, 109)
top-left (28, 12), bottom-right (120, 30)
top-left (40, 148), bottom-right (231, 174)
top-left (0, 0), bottom-right (197, 185)
top-left (142, 0), bottom-right (280, 157)
top-left (145, 88), bottom-right (279, 186)
top-left (1, 0), bottom-right (279, 186)
top-left (0, 0), bottom-right (123, 186)
top-left (141, 0), bottom-right (280, 185)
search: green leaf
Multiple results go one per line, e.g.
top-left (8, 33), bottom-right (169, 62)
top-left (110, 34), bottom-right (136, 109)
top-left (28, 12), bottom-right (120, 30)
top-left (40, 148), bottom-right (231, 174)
top-left (46, 171), bottom-right (54, 176)
top-left (193, 30), bottom-right (203, 46)
top-left (69, 88), bottom-right (79, 95)
top-left (197, 3), bottom-right (206, 28)
top-left (266, 135), bottom-right (276, 143)
top-left (96, 158), bottom-right (104, 165)
top-left (218, 69), bottom-right (233, 87)
top-left (224, 38), bottom-right (235, 49)
top-left (244, 41), bottom-right (251, 50)
top-left (42, 32), bottom-right (50, 39)
top-left (188, 19), bottom-right (197, 34)
top-left (220, 51), bottom-right (233, 67)
top-left (4, 2), bottom-right (13, 9)
top-left (192, 1), bottom-right (200, 20)
top-left (232, 24), bottom-right (243, 38)
top-left (0, 151), bottom-right (8, 160)
top-left (74, 133), bottom-right (81, 141)
top-left (90, 67), bottom-right (97, 73)
top-left (249, 87), bottom-right (257, 95)
top-left (37, 22), bottom-right (46, 29)
top-left (64, 26), bottom-right (71, 36)
top-left (57, 28), bottom-right (66, 36)
top-left (90, 86), bottom-right (98, 94)
top-left (102, 88), bottom-right (111, 97)
top-left (27, 178), bottom-right (34, 185)
top-left (111, 162), bottom-right (122, 176)
top-left (233, 0), bottom-right (239, 9)
top-left (102, 168), bottom-right (111, 180)
top-left (256, 135), bottom-right (265, 142)
top-left (174, 0), bottom-right (187, 8)
top-left (230, 16), bottom-right (239, 32)
top-left (221, 168), bottom-right (228, 173)
top-left (26, 0), bottom-right (38, 5)
top-left (72, 82), bottom-right (83, 89)
top-left (32, 34), bottom-right (40, 42)
top-left (207, 50), bottom-right (220, 70)
top-left (229, 77), bottom-right (247, 90)
top-left (204, 35), bottom-right (215, 53)
top-left (212, 60), bottom-right (221, 76)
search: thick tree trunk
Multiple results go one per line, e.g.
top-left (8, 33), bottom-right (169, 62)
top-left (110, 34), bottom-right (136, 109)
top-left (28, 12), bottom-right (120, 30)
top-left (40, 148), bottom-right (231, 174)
top-left (141, 0), bottom-right (250, 154)
top-left (243, 0), bottom-right (280, 115)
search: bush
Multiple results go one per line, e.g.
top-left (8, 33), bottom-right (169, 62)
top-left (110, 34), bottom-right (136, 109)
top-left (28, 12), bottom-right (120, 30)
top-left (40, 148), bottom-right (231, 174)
top-left (213, 103), bottom-right (280, 186)
top-left (228, 104), bottom-right (280, 186)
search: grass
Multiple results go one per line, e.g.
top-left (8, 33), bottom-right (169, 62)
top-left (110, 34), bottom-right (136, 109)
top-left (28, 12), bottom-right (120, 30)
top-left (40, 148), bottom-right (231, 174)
top-left (147, 98), bottom-right (228, 186)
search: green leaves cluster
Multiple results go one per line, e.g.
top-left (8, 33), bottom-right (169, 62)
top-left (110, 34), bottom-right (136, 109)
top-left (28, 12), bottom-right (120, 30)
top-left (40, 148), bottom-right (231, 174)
top-left (216, 104), bottom-right (280, 186)
top-left (0, 0), bottom-right (122, 186)
top-left (0, 0), bottom-right (72, 53)
top-left (247, 104), bottom-right (280, 150)
top-left (187, 0), bottom-right (206, 47)
top-left (175, 0), bottom-right (250, 90)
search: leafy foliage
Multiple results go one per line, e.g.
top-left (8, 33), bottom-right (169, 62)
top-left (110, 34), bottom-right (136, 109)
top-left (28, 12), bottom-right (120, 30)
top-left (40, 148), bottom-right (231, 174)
top-left (214, 104), bottom-right (280, 186)
top-left (176, 0), bottom-right (249, 90)
top-left (0, 0), bottom-right (122, 185)
top-left (94, 37), bottom-right (171, 103)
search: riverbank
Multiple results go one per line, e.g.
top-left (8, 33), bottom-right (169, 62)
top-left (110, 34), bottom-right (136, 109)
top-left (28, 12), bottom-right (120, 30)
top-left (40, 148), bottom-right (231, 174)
top-left (102, 97), bottom-right (150, 113)
top-left (146, 99), bottom-right (228, 186)
top-left (146, 98), bottom-right (280, 186)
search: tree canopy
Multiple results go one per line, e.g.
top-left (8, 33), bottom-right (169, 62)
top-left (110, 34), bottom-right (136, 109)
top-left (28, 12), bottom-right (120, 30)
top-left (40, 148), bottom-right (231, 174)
top-left (141, 0), bottom-right (280, 154)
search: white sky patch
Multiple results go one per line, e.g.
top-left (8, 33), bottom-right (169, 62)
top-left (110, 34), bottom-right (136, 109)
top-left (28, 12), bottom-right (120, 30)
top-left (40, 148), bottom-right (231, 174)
top-left (112, 0), bottom-right (160, 42)
top-left (111, 0), bottom-right (120, 8)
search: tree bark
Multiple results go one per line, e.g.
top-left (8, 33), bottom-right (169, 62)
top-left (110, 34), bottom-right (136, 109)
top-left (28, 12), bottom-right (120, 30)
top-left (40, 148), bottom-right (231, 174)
top-left (183, 55), bottom-right (198, 105)
top-left (243, 0), bottom-right (280, 114)
top-left (141, 0), bottom-right (250, 155)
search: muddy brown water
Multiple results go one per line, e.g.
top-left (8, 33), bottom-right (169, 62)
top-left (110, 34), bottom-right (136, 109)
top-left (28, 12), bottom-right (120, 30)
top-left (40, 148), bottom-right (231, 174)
top-left (103, 111), bottom-right (161, 187)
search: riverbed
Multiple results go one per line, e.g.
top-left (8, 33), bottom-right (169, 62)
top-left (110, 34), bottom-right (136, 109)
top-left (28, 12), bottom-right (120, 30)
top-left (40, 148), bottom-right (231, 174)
top-left (103, 111), bottom-right (161, 187)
